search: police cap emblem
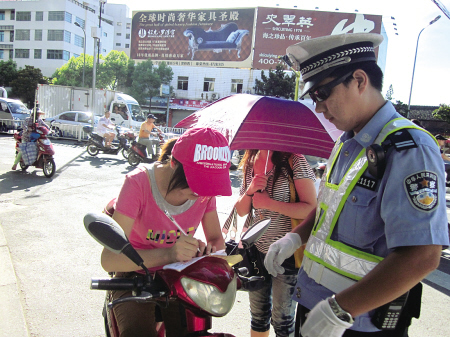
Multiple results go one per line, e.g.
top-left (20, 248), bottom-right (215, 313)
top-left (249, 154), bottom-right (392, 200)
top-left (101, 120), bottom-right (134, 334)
top-left (404, 171), bottom-right (439, 212)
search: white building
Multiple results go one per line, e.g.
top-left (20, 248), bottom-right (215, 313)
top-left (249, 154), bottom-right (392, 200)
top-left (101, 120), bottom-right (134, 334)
top-left (0, 0), bottom-right (131, 76)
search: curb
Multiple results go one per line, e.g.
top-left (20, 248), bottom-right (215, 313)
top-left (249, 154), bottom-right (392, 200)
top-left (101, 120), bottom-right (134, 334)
top-left (0, 225), bottom-right (28, 337)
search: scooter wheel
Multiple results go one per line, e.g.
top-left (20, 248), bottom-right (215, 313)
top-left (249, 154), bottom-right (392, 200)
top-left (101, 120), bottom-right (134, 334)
top-left (43, 158), bottom-right (56, 178)
top-left (87, 144), bottom-right (99, 156)
top-left (19, 161), bottom-right (29, 171)
top-left (128, 152), bottom-right (141, 167)
top-left (122, 148), bottom-right (131, 160)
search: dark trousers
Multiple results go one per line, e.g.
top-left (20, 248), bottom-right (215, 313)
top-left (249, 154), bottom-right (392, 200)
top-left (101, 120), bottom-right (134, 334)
top-left (295, 304), bottom-right (409, 337)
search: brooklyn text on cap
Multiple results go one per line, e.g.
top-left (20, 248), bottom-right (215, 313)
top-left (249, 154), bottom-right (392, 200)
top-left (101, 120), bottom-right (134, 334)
top-left (171, 127), bottom-right (232, 196)
top-left (286, 33), bottom-right (383, 98)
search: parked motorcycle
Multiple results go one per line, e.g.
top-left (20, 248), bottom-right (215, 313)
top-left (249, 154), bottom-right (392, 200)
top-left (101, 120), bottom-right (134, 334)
top-left (14, 125), bottom-right (56, 178)
top-left (83, 212), bottom-right (271, 337)
top-left (83, 125), bottom-right (136, 159)
top-left (128, 133), bottom-right (165, 167)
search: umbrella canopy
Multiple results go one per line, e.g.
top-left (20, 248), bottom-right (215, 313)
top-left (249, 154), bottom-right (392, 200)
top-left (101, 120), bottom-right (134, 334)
top-left (175, 94), bottom-right (342, 159)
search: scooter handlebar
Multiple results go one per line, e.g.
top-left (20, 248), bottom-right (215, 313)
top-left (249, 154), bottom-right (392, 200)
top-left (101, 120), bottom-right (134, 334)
top-left (91, 277), bottom-right (140, 291)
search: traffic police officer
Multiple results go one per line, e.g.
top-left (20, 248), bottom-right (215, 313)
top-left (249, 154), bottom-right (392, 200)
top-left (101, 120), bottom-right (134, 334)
top-left (264, 33), bottom-right (449, 337)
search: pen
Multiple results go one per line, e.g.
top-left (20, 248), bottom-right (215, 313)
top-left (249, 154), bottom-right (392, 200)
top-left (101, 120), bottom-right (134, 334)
top-left (164, 210), bottom-right (203, 254)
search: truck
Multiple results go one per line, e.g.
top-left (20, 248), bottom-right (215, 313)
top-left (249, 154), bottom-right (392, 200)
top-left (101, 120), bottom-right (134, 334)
top-left (35, 84), bottom-right (146, 131)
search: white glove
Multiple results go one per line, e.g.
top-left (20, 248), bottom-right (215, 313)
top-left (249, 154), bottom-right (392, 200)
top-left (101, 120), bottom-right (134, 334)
top-left (301, 299), bottom-right (353, 337)
top-left (264, 232), bottom-right (302, 277)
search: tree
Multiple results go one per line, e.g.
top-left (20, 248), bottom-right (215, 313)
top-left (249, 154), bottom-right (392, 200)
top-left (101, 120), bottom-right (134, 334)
top-left (0, 60), bottom-right (18, 87)
top-left (432, 104), bottom-right (450, 124)
top-left (254, 64), bottom-right (295, 99)
top-left (10, 66), bottom-right (48, 107)
top-left (385, 84), bottom-right (394, 101)
top-left (52, 54), bottom-right (93, 87)
top-left (99, 50), bottom-right (129, 90)
top-left (129, 59), bottom-right (173, 105)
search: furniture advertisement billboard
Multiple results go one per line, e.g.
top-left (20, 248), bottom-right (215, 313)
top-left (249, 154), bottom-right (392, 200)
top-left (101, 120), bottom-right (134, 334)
top-left (253, 7), bottom-right (383, 70)
top-left (131, 8), bottom-right (255, 68)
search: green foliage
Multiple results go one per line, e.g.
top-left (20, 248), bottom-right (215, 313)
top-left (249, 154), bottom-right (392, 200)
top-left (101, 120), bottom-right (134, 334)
top-left (99, 50), bottom-right (129, 90)
top-left (0, 60), bottom-right (18, 87)
top-left (385, 84), bottom-right (394, 101)
top-left (254, 64), bottom-right (295, 100)
top-left (432, 104), bottom-right (450, 124)
top-left (392, 100), bottom-right (408, 117)
top-left (130, 60), bottom-right (173, 105)
top-left (52, 54), bottom-right (94, 87)
top-left (10, 65), bottom-right (48, 107)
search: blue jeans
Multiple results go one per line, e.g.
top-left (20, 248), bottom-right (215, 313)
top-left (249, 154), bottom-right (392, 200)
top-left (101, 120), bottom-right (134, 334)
top-left (249, 251), bottom-right (298, 337)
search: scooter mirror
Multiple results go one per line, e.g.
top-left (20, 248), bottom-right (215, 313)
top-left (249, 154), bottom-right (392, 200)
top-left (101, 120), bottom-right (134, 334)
top-left (240, 218), bottom-right (271, 250)
top-left (83, 212), bottom-right (145, 269)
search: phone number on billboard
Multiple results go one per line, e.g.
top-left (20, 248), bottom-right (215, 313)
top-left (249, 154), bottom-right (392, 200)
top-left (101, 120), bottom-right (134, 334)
top-left (257, 58), bottom-right (283, 65)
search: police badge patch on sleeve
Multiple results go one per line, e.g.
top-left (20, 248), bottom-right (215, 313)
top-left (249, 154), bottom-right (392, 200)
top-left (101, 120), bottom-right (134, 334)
top-left (404, 171), bottom-right (439, 212)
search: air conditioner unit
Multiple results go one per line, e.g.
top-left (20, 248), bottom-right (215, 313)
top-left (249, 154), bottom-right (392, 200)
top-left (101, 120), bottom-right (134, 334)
top-left (211, 93), bottom-right (220, 100)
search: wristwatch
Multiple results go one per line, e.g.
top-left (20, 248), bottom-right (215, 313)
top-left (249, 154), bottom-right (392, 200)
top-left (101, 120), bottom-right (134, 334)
top-left (328, 295), bottom-right (354, 324)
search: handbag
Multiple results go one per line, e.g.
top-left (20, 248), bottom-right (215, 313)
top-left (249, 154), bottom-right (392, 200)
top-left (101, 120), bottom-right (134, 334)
top-left (19, 142), bottom-right (38, 166)
top-left (222, 207), bottom-right (268, 291)
top-left (288, 155), bottom-right (307, 269)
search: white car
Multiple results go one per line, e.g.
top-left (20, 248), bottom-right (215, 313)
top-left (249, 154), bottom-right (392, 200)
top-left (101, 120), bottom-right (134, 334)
top-left (45, 111), bottom-right (99, 138)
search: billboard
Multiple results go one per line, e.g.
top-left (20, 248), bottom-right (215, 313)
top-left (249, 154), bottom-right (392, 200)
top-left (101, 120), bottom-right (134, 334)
top-left (253, 7), bottom-right (383, 70)
top-left (131, 8), bottom-right (255, 68)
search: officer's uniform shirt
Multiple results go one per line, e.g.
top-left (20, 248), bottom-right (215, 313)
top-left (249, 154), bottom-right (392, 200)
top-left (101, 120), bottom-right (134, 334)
top-left (294, 101), bottom-right (450, 332)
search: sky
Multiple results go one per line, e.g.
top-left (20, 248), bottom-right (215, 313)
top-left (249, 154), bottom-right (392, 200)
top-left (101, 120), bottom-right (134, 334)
top-left (108, 0), bottom-right (450, 107)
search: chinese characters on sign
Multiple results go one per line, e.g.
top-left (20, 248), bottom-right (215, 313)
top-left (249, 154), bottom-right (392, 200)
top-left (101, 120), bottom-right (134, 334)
top-left (131, 8), bottom-right (255, 68)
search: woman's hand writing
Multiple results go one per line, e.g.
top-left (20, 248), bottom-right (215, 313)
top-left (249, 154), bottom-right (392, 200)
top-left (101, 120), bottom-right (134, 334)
top-left (169, 235), bottom-right (200, 263)
top-left (196, 240), bottom-right (217, 257)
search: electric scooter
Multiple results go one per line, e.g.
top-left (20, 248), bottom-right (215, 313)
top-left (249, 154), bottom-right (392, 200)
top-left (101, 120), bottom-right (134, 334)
top-left (128, 133), bottom-right (165, 167)
top-left (84, 212), bottom-right (271, 337)
top-left (14, 125), bottom-right (56, 178)
top-left (83, 125), bottom-right (136, 159)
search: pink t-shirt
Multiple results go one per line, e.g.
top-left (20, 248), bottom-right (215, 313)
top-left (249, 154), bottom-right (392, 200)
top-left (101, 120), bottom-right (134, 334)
top-left (115, 166), bottom-right (217, 271)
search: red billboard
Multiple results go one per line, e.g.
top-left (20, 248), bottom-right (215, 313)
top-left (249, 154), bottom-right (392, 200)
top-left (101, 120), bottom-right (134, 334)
top-left (253, 7), bottom-right (382, 70)
top-left (131, 8), bottom-right (255, 68)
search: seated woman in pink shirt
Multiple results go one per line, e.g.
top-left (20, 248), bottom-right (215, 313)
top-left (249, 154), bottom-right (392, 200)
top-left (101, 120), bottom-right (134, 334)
top-left (100, 127), bottom-right (232, 337)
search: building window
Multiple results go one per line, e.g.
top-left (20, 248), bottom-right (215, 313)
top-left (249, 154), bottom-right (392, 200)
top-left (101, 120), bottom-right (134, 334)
top-left (15, 49), bottom-right (30, 58)
top-left (177, 76), bottom-right (188, 90)
top-left (231, 79), bottom-right (243, 93)
top-left (36, 11), bottom-right (43, 21)
top-left (0, 31), bottom-right (4, 42)
top-left (126, 33), bottom-right (130, 39)
top-left (35, 29), bottom-right (42, 41)
top-left (0, 50), bottom-right (3, 59)
top-left (16, 30), bottom-right (30, 41)
top-left (16, 12), bottom-right (31, 21)
top-left (102, 49), bottom-right (106, 53)
top-left (10, 31), bottom-right (14, 42)
top-left (10, 10), bottom-right (15, 20)
top-left (126, 23), bottom-right (131, 29)
top-left (117, 22), bottom-right (122, 26)
top-left (0, 11), bottom-right (5, 20)
top-left (48, 30), bottom-right (64, 41)
top-left (34, 49), bottom-right (41, 59)
top-left (203, 78), bottom-right (215, 92)
top-left (64, 30), bottom-right (71, 43)
top-left (116, 43), bottom-right (121, 46)
top-left (75, 17), bottom-right (85, 29)
top-left (125, 44), bottom-right (129, 48)
top-left (73, 53), bottom-right (79, 58)
top-left (47, 49), bottom-right (70, 60)
top-left (48, 11), bottom-right (66, 21)
top-left (103, 32), bottom-right (107, 37)
top-left (116, 32), bottom-right (121, 36)
top-left (74, 35), bottom-right (84, 48)
top-left (65, 12), bottom-right (72, 23)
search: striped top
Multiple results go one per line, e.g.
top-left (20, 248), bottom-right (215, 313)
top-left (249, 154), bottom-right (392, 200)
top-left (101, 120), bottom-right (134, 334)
top-left (239, 154), bottom-right (316, 253)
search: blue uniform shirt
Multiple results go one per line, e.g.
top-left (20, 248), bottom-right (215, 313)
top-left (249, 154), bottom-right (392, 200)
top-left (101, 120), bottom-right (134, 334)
top-left (294, 101), bottom-right (449, 332)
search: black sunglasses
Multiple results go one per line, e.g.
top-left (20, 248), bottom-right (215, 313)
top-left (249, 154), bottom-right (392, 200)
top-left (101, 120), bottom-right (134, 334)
top-left (309, 71), bottom-right (354, 103)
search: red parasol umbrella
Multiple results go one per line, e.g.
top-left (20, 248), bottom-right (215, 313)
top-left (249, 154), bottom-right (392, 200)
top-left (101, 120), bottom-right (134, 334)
top-left (175, 94), bottom-right (342, 159)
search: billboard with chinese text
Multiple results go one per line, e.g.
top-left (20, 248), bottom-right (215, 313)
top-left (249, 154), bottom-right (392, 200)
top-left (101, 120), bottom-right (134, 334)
top-left (131, 8), bottom-right (255, 68)
top-left (253, 7), bottom-right (382, 70)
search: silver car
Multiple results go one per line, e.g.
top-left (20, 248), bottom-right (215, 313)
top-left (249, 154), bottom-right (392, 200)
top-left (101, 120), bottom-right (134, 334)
top-left (45, 111), bottom-right (99, 138)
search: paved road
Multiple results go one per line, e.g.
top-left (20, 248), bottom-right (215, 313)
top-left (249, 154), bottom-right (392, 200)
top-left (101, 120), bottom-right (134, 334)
top-left (0, 134), bottom-right (449, 337)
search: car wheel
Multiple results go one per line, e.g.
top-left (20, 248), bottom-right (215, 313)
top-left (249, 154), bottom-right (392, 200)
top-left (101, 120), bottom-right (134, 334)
top-left (52, 127), bottom-right (63, 138)
top-left (128, 152), bottom-right (140, 167)
top-left (43, 158), bottom-right (56, 178)
top-left (87, 144), bottom-right (99, 156)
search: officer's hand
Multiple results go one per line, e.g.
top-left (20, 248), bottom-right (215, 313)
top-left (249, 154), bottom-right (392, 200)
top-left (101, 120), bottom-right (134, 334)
top-left (301, 298), bottom-right (353, 337)
top-left (264, 233), bottom-right (302, 277)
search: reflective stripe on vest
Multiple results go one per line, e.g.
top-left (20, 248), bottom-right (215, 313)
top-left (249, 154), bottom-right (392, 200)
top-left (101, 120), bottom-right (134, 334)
top-left (304, 118), bottom-right (436, 282)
